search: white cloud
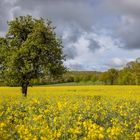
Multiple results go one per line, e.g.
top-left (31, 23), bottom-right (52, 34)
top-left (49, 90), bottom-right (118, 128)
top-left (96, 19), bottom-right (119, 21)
top-left (64, 28), bottom-right (123, 71)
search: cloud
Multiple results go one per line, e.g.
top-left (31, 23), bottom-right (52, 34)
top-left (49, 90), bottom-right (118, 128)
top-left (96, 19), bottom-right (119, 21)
top-left (64, 30), bottom-right (123, 71)
top-left (108, 0), bottom-right (140, 16)
top-left (11, 0), bottom-right (98, 30)
top-left (65, 62), bottom-right (87, 71)
top-left (0, 0), bottom-right (140, 70)
top-left (104, 58), bottom-right (128, 69)
top-left (106, 0), bottom-right (140, 49)
top-left (62, 26), bottom-right (101, 60)
top-left (118, 15), bottom-right (140, 49)
top-left (63, 45), bottom-right (77, 60)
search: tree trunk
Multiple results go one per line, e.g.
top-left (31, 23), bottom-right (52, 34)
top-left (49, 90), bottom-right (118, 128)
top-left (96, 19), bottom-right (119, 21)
top-left (110, 78), bottom-right (114, 85)
top-left (22, 83), bottom-right (28, 97)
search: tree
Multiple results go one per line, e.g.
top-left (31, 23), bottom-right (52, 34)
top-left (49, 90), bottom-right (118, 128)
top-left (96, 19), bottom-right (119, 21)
top-left (0, 15), bottom-right (66, 97)
top-left (100, 71), bottom-right (109, 85)
top-left (118, 68), bottom-right (133, 85)
top-left (126, 59), bottom-right (140, 85)
top-left (91, 75), bottom-right (98, 83)
top-left (107, 68), bottom-right (118, 85)
top-left (100, 68), bottom-right (118, 85)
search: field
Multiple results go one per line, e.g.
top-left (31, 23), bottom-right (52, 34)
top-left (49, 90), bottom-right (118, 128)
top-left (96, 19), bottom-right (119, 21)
top-left (0, 86), bottom-right (140, 140)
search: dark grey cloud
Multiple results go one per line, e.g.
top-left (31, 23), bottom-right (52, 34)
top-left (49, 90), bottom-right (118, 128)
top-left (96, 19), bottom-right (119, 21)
top-left (106, 0), bottom-right (140, 49)
top-left (12, 0), bottom-right (98, 30)
top-left (63, 46), bottom-right (77, 59)
top-left (87, 37), bottom-right (101, 52)
top-left (0, 1), bottom-right (11, 33)
top-left (0, 0), bottom-right (106, 35)
top-left (118, 16), bottom-right (140, 49)
top-left (108, 0), bottom-right (140, 16)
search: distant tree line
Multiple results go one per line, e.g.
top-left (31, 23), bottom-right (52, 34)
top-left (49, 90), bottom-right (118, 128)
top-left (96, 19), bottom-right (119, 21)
top-left (61, 58), bottom-right (140, 85)
top-left (0, 57), bottom-right (140, 86)
top-left (100, 58), bottom-right (140, 85)
top-left (26, 58), bottom-right (140, 86)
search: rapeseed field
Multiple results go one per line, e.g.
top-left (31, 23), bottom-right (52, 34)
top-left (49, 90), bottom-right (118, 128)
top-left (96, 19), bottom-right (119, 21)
top-left (0, 86), bottom-right (140, 140)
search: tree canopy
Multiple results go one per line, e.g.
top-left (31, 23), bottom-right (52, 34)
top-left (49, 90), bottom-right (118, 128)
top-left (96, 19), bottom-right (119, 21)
top-left (0, 15), bottom-right (66, 96)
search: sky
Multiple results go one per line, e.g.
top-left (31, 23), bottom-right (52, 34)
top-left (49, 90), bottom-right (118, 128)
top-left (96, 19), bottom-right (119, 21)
top-left (0, 0), bottom-right (140, 71)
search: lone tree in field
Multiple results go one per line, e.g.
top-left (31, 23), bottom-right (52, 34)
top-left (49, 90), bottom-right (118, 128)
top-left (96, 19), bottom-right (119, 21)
top-left (0, 15), bottom-right (65, 97)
